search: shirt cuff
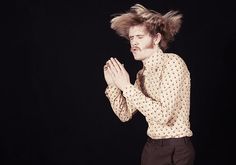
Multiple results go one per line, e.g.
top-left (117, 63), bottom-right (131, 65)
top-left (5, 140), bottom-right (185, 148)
top-left (105, 85), bottom-right (121, 98)
top-left (122, 84), bottom-right (137, 99)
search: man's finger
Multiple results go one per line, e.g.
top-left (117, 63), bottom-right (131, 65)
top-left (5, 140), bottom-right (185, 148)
top-left (104, 64), bottom-right (108, 70)
top-left (108, 59), bottom-right (118, 73)
top-left (108, 60), bottom-right (117, 73)
top-left (115, 58), bottom-right (126, 73)
top-left (108, 61), bottom-right (119, 77)
top-left (110, 57), bottom-right (121, 72)
top-left (107, 66), bottom-right (115, 79)
top-left (114, 58), bottom-right (123, 68)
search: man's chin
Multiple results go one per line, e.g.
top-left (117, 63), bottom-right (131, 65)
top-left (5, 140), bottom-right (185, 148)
top-left (133, 55), bottom-right (143, 61)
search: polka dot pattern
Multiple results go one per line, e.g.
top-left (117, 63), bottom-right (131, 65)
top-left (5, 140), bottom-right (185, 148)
top-left (105, 85), bottom-right (137, 122)
top-left (105, 50), bottom-right (193, 139)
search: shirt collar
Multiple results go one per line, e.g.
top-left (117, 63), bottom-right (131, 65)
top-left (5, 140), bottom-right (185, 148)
top-left (142, 48), bottom-right (164, 75)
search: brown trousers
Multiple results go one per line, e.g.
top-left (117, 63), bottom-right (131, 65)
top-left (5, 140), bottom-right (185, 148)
top-left (141, 137), bottom-right (195, 165)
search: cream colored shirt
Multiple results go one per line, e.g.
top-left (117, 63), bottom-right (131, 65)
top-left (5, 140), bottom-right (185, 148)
top-left (105, 49), bottom-right (193, 139)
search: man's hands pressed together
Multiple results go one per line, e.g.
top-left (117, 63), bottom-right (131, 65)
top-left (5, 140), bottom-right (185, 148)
top-left (103, 57), bottom-right (131, 91)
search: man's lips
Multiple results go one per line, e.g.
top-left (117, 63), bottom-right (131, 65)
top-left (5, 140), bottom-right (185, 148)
top-left (130, 47), bottom-right (141, 52)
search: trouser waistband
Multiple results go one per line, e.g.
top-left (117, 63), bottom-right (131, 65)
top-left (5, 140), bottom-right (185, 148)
top-left (147, 136), bottom-right (191, 146)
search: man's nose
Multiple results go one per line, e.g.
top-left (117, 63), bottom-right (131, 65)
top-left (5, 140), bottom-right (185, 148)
top-left (131, 39), bottom-right (138, 47)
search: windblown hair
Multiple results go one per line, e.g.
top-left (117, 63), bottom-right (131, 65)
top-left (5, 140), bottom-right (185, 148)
top-left (110, 4), bottom-right (182, 50)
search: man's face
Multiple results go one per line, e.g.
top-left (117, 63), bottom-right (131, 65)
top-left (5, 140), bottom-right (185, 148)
top-left (129, 25), bottom-right (156, 61)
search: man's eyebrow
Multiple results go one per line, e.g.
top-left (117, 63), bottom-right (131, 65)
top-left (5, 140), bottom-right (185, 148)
top-left (129, 34), bottom-right (144, 38)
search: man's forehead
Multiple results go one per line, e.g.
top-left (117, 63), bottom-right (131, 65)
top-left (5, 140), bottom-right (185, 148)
top-left (129, 25), bottom-right (148, 36)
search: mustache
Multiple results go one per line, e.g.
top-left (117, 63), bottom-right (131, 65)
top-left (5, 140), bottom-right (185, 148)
top-left (130, 46), bottom-right (141, 52)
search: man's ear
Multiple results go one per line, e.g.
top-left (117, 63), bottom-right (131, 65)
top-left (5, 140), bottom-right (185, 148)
top-left (154, 33), bottom-right (162, 45)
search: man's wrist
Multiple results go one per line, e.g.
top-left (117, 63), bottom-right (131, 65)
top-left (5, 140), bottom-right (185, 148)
top-left (121, 83), bottom-right (132, 91)
top-left (107, 82), bottom-right (116, 87)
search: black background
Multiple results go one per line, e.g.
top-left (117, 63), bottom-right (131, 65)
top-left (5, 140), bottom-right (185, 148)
top-left (1, 0), bottom-right (235, 164)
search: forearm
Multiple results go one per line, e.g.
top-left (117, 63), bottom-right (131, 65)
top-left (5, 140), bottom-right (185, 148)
top-left (122, 84), bottom-right (177, 124)
top-left (105, 85), bottom-right (133, 122)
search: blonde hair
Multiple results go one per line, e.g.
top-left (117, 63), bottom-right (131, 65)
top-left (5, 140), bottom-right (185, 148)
top-left (110, 4), bottom-right (182, 50)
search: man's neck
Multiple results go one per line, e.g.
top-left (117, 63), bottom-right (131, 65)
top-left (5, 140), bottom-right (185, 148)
top-left (142, 48), bottom-right (160, 65)
top-left (142, 47), bottom-right (163, 69)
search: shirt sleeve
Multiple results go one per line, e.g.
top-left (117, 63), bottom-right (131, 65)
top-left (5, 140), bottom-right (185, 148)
top-left (122, 56), bottom-right (189, 124)
top-left (105, 83), bottom-right (137, 122)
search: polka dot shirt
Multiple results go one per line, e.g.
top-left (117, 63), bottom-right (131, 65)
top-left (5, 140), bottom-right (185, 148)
top-left (105, 49), bottom-right (193, 139)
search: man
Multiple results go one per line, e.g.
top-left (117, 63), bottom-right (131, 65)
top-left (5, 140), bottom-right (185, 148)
top-left (103, 4), bottom-right (195, 165)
